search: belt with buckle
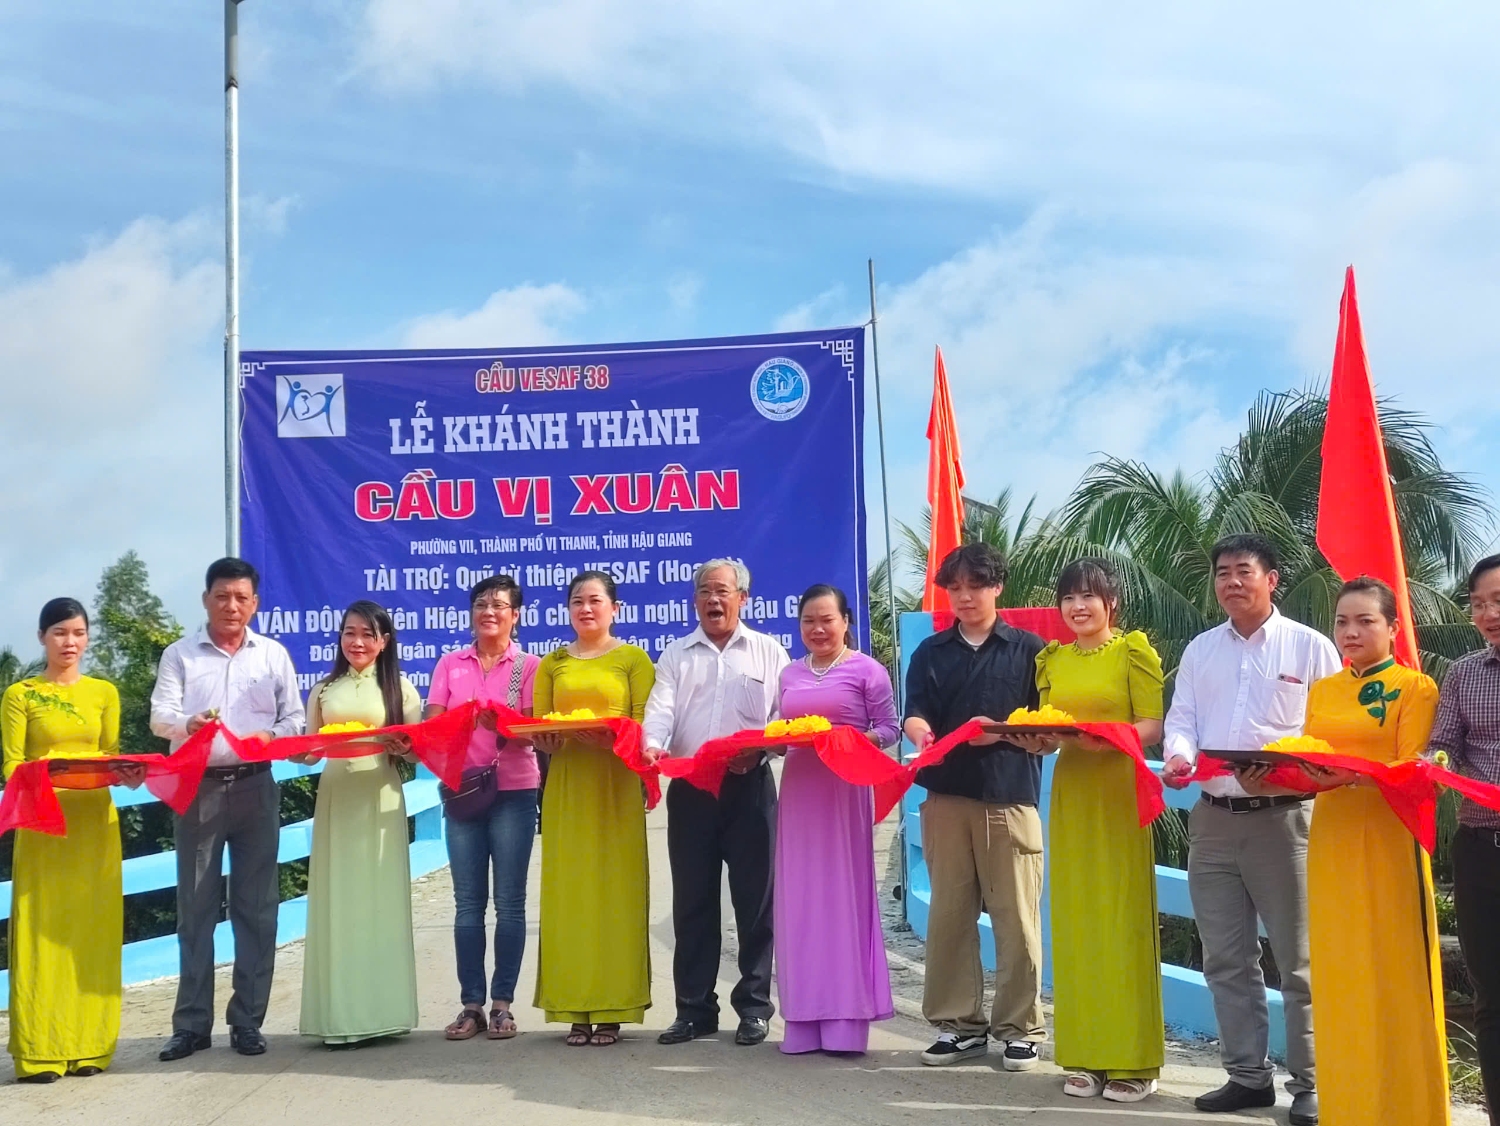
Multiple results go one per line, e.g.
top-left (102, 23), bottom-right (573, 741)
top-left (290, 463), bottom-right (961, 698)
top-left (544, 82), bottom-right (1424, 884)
top-left (1202, 793), bottom-right (1308, 814)
top-left (203, 761), bottom-right (272, 783)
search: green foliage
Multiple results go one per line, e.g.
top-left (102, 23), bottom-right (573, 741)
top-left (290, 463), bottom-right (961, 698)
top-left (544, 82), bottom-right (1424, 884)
top-left (89, 551), bottom-right (183, 754)
top-left (0, 647), bottom-right (44, 693)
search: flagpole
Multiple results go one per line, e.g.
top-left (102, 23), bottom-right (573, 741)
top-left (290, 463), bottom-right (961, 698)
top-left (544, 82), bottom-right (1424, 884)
top-left (224, 0), bottom-right (243, 557)
top-left (867, 259), bottom-right (902, 711)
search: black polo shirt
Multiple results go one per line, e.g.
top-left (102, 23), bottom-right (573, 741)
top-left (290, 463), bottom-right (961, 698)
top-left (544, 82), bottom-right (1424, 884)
top-left (904, 618), bottom-right (1046, 805)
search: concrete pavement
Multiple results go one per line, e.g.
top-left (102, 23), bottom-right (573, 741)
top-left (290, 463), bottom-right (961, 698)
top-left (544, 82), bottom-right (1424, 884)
top-left (2, 803), bottom-right (1482, 1125)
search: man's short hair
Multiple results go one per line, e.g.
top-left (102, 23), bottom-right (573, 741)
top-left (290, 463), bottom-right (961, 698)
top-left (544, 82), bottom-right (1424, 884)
top-left (205, 557), bottom-right (260, 593)
top-left (1209, 534), bottom-right (1280, 575)
top-left (1470, 553), bottom-right (1500, 594)
top-left (935, 543), bottom-right (1009, 588)
top-left (693, 558), bottom-right (750, 593)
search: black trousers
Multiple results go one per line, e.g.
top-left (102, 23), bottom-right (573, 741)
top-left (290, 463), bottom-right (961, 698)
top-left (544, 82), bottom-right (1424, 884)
top-left (665, 766), bottom-right (776, 1024)
top-left (1454, 825), bottom-right (1500, 1120)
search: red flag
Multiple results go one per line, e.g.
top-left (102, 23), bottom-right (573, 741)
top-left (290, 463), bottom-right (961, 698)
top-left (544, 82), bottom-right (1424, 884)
top-left (1317, 266), bottom-right (1420, 669)
top-left (923, 346), bottom-right (965, 612)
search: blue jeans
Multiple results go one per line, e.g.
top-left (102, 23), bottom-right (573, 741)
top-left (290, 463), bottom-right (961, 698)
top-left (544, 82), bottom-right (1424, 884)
top-left (445, 788), bottom-right (538, 1005)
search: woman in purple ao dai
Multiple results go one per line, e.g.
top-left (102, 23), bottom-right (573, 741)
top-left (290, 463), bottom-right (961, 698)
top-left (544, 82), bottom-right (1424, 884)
top-left (773, 584), bottom-right (901, 1054)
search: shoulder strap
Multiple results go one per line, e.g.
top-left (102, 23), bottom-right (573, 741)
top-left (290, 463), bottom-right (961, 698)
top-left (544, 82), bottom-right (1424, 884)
top-left (506, 653), bottom-right (525, 710)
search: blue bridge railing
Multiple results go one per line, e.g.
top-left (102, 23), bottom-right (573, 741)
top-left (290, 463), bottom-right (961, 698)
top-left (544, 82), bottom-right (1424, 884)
top-left (897, 610), bottom-right (1282, 1054)
top-left (0, 761), bottom-right (449, 1007)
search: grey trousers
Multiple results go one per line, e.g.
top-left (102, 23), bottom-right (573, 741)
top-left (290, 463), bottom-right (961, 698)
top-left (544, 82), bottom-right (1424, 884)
top-left (1186, 798), bottom-right (1315, 1096)
top-left (172, 769), bottom-right (282, 1035)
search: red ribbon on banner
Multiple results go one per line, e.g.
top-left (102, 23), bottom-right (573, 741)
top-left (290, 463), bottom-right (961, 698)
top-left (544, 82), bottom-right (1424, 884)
top-left (0, 734), bottom-right (214, 838)
top-left (1189, 752), bottom-right (1500, 853)
top-left (488, 706), bottom-right (661, 810)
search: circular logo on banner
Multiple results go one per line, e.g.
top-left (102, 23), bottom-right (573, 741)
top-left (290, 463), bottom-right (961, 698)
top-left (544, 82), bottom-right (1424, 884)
top-left (749, 358), bottom-right (811, 421)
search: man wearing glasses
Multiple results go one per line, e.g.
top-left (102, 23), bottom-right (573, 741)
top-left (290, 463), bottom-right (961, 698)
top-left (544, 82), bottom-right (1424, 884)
top-left (644, 559), bottom-right (789, 1048)
top-left (1430, 553), bottom-right (1500, 1120)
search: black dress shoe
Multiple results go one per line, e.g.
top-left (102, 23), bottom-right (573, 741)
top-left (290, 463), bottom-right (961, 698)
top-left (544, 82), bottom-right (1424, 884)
top-left (17, 1071), bottom-right (61, 1084)
top-left (159, 1030), bottom-right (211, 1062)
top-left (1289, 1090), bottom-right (1319, 1126)
top-left (1194, 1081), bottom-right (1276, 1113)
top-left (230, 1026), bottom-right (268, 1056)
top-left (71, 1066), bottom-right (104, 1077)
top-left (657, 1019), bottom-right (718, 1045)
top-left (735, 1016), bottom-right (769, 1046)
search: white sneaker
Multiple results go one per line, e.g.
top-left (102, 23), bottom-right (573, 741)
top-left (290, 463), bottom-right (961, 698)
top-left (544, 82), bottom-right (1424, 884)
top-left (920, 1032), bottom-right (988, 1065)
top-left (1001, 1040), bottom-right (1040, 1071)
top-left (1103, 1078), bottom-right (1158, 1103)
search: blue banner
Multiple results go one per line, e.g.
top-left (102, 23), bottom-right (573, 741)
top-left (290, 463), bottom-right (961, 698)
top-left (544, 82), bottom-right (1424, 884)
top-left (240, 328), bottom-right (867, 695)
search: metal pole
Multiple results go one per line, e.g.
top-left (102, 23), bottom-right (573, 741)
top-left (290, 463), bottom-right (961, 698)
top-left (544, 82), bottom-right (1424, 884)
top-left (868, 259), bottom-right (902, 710)
top-left (224, 0), bottom-right (242, 556)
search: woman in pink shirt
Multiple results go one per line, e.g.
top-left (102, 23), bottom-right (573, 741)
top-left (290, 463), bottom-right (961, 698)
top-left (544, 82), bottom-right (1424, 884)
top-left (426, 575), bottom-right (541, 1041)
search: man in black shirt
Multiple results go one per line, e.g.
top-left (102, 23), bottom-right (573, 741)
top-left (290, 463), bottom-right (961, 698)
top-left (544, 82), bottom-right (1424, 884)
top-left (903, 544), bottom-right (1047, 1070)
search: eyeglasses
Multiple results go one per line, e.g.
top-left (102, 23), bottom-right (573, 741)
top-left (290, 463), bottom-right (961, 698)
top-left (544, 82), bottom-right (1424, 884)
top-left (472, 599), bottom-right (516, 612)
top-left (1472, 600), bottom-right (1500, 616)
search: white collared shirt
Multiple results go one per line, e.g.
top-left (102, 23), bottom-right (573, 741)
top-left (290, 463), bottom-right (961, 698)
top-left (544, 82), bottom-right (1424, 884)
top-left (1163, 608), bottom-right (1341, 798)
top-left (150, 626), bottom-right (306, 766)
top-left (642, 623), bottom-right (790, 758)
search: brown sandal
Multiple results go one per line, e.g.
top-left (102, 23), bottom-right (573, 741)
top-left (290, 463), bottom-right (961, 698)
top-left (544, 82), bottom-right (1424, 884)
top-left (590, 1023), bottom-right (621, 1046)
top-left (445, 1007), bottom-right (485, 1040)
top-left (566, 1023), bottom-right (592, 1046)
top-left (488, 1008), bottom-right (518, 1040)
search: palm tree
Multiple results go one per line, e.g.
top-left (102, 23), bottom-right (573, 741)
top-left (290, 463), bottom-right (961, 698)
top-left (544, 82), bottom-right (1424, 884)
top-left (1011, 387), bottom-right (1492, 682)
top-left (0, 646), bottom-right (43, 694)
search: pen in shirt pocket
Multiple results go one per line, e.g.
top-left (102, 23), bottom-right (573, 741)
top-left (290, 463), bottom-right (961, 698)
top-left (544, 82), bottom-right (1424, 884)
top-left (1276, 674), bottom-right (1303, 684)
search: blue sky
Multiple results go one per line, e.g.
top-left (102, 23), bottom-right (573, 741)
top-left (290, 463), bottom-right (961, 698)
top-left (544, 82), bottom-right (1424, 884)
top-left (2, 1), bottom-right (1498, 648)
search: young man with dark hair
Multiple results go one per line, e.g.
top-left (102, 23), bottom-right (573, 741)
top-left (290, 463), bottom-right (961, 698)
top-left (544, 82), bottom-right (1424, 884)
top-left (903, 543), bottom-right (1048, 1070)
top-left (1430, 553), bottom-right (1500, 1119)
top-left (1163, 534), bottom-right (1339, 1125)
top-left (151, 557), bottom-right (304, 1061)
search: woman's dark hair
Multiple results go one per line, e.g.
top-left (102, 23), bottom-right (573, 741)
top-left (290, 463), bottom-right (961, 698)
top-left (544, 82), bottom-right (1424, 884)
top-left (1470, 553), bottom-right (1500, 593)
top-left (798, 584), bottom-right (855, 650)
top-left (934, 542), bottom-right (1009, 588)
top-left (329, 600), bottom-right (405, 726)
top-left (39, 597), bottom-right (89, 633)
top-left (1209, 534), bottom-right (1280, 575)
top-left (470, 573), bottom-right (523, 610)
top-left (1337, 575), bottom-right (1399, 624)
top-left (567, 569), bottom-right (619, 604)
top-left (1056, 558), bottom-right (1121, 623)
top-left (206, 556), bottom-right (261, 593)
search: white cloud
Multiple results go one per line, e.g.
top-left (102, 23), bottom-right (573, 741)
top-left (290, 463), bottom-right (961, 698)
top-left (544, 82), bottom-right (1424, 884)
top-left (399, 282), bottom-right (586, 348)
top-left (0, 215), bottom-right (224, 649)
top-left (242, 193), bottom-right (301, 236)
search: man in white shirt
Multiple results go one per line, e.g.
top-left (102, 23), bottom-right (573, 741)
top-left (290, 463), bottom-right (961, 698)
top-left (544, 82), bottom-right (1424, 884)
top-left (150, 558), bottom-right (304, 1062)
top-left (644, 559), bottom-right (789, 1048)
top-left (1163, 535), bottom-right (1340, 1126)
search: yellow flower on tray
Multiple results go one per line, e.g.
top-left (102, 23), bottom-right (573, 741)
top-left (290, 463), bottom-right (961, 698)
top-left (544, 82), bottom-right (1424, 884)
top-left (543, 708), bottom-right (598, 722)
top-left (1262, 735), bottom-right (1335, 757)
top-left (764, 716), bottom-right (832, 738)
top-left (1005, 705), bottom-right (1077, 726)
top-left (318, 721), bottom-right (372, 734)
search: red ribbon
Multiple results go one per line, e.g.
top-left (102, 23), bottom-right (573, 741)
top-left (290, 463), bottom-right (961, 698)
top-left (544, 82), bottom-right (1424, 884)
top-left (0, 701), bottom-right (481, 837)
top-left (658, 720), bottom-right (1165, 827)
top-left (488, 706), bottom-right (661, 810)
top-left (1189, 752), bottom-right (1500, 853)
top-left (0, 735), bottom-right (214, 837)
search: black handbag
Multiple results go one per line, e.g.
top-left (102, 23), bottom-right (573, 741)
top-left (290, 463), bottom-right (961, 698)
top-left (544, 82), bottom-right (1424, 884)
top-left (439, 656), bottom-right (525, 821)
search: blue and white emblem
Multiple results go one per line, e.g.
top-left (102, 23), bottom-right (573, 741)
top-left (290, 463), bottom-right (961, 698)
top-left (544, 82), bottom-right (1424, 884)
top-left (749, 358), bottom-right (810, 422)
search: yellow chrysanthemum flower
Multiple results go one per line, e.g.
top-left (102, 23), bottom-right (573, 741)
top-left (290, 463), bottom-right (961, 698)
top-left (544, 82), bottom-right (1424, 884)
top-left (1004, 705), bottom-right (1077, 726)
top-left (543, 708), bottom-right (598, 722)
top-left (318, 721), bottom-right (372, 734)
top-left (764, 715), bottom-right (833, 738)
top-left (1261, 735), bottom-right (1336, 757)
top-left (1433, 749), bottom-right (1451, 768)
